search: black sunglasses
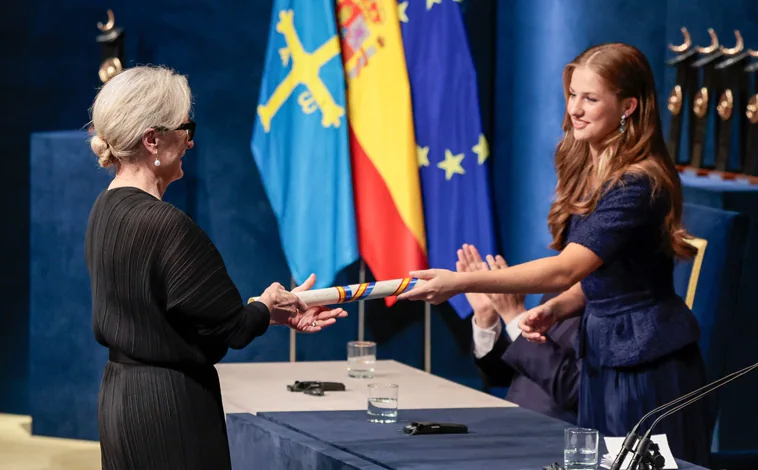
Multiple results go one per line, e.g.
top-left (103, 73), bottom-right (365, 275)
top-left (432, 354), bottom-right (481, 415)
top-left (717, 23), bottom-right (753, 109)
top-left (154, 119), bottom-right (195, 141)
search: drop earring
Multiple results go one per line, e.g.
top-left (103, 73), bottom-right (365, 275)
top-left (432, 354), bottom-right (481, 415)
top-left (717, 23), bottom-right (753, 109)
top-left (154, 151), bottom-right (161, 167)
top-left (620, 114), bottom-right (627, 134)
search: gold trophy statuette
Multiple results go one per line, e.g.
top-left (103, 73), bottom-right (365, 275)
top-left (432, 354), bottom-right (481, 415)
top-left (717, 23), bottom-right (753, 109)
top-left (96, 9), bottom-right (124, 83)
top-left (668, 85), bottom-right (683, 115)
top-left (694, 88), bottom-right (709, 119)
top-left (717, 89), bottom-right (734, 121)
top-left (747, 95), bottom-right (758, 125)
top-left (715, 30), bottom-right (744, 122)
top-left (746, 49), bottom-right (758, 125)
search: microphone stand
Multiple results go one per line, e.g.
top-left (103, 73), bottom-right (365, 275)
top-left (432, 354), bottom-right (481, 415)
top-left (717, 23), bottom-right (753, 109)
top-left (611, 361), bottom-right (758, 470)
top-left (609, 369), bottom-right (728, 470)
top-left (628, 361), bottom-right (758, 469)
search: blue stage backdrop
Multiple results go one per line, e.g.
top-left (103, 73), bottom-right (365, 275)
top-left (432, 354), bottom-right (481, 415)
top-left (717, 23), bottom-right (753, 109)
top-left (3, 0), bottom-right (758, 458)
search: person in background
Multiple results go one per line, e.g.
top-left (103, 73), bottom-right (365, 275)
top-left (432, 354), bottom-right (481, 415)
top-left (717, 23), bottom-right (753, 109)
top-left (459, 244), bottom-right (580, 424)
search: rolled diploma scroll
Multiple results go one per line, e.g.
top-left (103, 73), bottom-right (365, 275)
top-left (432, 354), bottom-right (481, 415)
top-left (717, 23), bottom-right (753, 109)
top-left (247, 278), bottom-right (424, 307)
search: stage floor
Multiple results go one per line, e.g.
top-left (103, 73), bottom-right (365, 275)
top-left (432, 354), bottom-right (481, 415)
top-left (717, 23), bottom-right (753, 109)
top-left (0, 414), bottom-right (99, 470)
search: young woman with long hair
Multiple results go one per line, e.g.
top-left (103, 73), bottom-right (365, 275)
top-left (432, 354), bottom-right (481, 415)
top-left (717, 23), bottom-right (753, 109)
top-left (397, 43), bottom-right (713, 465)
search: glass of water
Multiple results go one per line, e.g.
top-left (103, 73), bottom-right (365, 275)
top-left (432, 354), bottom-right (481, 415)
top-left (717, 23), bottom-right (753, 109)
top-left (367, 383), bottom-right (398, 423)
top-left (347, 340), bottom-right (376, 378)
top-left (564, 427), bottom-right (599, 469)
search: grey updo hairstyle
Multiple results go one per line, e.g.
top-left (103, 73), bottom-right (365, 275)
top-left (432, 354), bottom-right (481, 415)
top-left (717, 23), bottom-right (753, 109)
top-left (88, 65), bottom-right (192, 168)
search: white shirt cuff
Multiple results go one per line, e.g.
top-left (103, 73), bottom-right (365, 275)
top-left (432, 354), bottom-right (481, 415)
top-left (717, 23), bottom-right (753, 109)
top-left (505, 312), bottom-right (526, 342)
top-left (472, 316), bottom-right (502, 359)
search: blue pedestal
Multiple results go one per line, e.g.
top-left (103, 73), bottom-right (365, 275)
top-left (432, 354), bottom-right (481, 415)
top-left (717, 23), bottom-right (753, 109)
top-left (680, 172), bottom-right (758, 453)
top-left (29, 131), bottom-right (111, 440)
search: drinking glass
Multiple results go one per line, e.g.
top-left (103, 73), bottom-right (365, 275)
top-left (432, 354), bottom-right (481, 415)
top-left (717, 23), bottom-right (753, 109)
top-left (564, 427), bottom-right (599, 469)
top-left (347, 340), bottom-right (376, 378)
top-left (367, 383), bottom-right (398, 423)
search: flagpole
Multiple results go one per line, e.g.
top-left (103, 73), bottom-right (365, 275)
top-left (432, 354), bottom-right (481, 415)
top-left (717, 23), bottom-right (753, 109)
top-left (290, 277), bottom-right (296, 362)
top-left (358, 259), bottom-right (366, 341)
top-left (424, 302), bottom-right (431, 373)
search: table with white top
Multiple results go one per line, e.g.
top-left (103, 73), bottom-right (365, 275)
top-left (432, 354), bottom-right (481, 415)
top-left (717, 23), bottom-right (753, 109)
top-left (216, 359), bottom-right (514, 414)
top-left (220, 360), bottom-right (707, 469)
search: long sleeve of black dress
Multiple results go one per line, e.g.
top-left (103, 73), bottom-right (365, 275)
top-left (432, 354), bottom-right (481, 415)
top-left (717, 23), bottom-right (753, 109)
top-left (86, 187), bottom-right (270, 367)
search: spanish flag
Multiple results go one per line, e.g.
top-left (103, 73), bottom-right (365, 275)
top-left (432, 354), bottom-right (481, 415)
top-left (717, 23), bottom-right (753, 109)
top-left (337, 0), bottom-right (427, 306)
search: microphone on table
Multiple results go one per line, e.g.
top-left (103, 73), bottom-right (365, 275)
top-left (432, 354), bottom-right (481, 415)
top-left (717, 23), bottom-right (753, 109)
top-left (610, 360), bottom-right (758, 470)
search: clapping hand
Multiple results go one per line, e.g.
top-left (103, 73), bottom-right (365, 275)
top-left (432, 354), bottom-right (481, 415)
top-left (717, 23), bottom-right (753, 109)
top-left (456, 246), bottom-right (496, 317)
top-left (457, 244), bottom-right (525, 324)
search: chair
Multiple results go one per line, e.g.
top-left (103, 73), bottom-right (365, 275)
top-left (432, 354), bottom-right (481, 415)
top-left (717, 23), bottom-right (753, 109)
top-left (674, 203), bottom-right (756, 468)
top-left (675, 204), bottom-right (748, 383)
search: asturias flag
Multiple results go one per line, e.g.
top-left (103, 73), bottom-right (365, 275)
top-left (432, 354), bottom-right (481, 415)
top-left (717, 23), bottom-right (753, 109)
top-left (251, 0), bottom-right (358, 288)
top-left (337, 0), bottom-right (427, 306)
top-left (400, 0), bottom-right (497, 318)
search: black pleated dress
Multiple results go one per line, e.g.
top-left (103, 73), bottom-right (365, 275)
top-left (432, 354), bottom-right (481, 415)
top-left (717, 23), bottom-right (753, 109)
top-left (85, 187), bottom-right (271, 470)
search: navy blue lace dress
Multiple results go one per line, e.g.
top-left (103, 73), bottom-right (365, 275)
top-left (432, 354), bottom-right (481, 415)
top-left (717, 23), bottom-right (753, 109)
top-left (566, 174), bottom-right (714, 466)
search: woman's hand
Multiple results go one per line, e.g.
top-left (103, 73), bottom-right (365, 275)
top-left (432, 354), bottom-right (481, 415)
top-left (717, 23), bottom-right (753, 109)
top-left (518, 303), bottom-right (558, 343)
top-left (285, 274), bottom-right (347, 333)
top-left (259, 282), bottom-right (308, 326)
top-left (259, 274), bottom-right (347, 333)
top-left (395, 269), bottom-right (461, 305)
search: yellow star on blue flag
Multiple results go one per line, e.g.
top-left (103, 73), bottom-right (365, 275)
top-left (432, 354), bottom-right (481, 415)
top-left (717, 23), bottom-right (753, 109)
top-left (401, 0), bottom-right (496, 318)
top-left (437, 149), bottom-right (465, 180)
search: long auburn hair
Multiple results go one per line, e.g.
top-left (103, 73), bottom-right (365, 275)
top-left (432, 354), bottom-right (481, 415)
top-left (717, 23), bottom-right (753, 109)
top-left (547, 43), bottom-right (696, 260)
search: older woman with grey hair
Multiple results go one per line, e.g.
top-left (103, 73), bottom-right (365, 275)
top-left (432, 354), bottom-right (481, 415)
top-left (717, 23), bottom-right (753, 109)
top-left (85, 65), bottom-right (347, 470)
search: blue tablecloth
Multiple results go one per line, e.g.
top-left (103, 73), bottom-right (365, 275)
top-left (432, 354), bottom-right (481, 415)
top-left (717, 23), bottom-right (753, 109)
top-left (227, 407), bottom-right (707, 470)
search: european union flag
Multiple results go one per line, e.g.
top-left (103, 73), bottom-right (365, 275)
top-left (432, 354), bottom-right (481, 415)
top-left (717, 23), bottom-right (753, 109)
top-left (251, 0), bottom-right (358, 288)
top-left (400, 0), bottom-right (497, 318)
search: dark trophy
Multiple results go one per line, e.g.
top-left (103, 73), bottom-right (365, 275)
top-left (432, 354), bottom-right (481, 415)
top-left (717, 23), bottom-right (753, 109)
top-left (690, 28), bottom-right (722, 169)
top-left (743, 49), bottom-right (758, 177)
top-left (713, 31), bottom-right (750, 173)
top-left (666, 27), bottom-right (698, 165)
top-left (96, 9), bottom-right (125, 83)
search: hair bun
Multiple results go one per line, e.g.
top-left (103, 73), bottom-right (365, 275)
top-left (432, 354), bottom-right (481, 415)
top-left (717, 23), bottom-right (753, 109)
top-left (90, 135), bottom-right (116, 168)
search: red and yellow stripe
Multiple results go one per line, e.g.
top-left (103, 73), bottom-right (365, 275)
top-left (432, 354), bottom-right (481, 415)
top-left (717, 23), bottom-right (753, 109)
top-left (350, 282), bottom-right (370, 301)
top-left (390, 278), bottom-right (413, 297)
top-left (336, 286), bottom-right (348, 303)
